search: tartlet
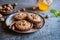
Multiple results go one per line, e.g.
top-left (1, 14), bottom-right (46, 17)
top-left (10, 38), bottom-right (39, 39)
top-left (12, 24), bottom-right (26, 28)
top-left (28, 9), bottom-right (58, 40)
top-left (13, 12), bottom-right (27, 20)
top-left (27, 13), bottom-right (42, 24)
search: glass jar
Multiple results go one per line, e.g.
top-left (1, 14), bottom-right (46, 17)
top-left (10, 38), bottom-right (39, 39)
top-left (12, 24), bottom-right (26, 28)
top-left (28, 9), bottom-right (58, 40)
top-left (37, 0), bottom-right (53, 11)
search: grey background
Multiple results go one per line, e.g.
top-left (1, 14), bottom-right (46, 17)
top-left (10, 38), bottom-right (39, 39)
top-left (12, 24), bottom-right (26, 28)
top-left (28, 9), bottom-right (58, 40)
top-left (0, 0), bottom-right (60, 40)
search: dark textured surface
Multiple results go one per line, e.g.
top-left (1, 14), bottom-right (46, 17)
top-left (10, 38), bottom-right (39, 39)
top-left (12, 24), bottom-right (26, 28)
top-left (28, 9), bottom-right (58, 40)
top-left (0, 0), bottom-right (60, 40)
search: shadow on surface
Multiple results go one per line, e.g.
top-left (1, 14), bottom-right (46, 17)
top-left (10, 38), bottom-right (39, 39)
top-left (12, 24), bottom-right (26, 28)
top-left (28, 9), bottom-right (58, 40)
top-left (1, 21), bottom-right (36, 36)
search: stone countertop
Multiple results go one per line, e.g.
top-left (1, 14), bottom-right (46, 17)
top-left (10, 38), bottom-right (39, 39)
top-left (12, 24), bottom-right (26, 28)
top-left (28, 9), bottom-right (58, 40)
top-left (0, 0), bottom-right (60, 40)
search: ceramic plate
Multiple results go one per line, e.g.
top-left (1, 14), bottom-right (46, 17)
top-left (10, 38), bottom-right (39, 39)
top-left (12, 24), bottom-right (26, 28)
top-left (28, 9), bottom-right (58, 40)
top-left (6, 12), bottom-right (45, 33)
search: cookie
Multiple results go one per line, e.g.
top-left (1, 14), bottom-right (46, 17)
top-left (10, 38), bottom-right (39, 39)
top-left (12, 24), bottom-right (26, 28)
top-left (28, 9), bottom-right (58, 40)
top-left (27, 13), bottom-right (42, 24)
top-left (15, 20), bottom-right (33, 31)
top-left (13, 12), bottom-right (27, 20)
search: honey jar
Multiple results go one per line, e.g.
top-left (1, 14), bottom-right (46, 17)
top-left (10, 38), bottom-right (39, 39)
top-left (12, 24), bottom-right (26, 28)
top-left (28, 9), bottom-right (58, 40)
top-left (37, 0), bottom-right (53, 11)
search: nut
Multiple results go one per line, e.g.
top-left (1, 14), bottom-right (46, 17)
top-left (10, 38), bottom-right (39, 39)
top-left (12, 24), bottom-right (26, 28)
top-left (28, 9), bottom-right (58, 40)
top-left (45, 14), bottom-right (50, 18)
top-left (0, 6), bottom-right (2, 9)
top-left (7, 4), bottom-right (12, 7)
top-left (6, 7), bottom-right (11, 10)
top-left (0, 9), bottom-right (2, 12)
top-left (0, 14), bottom-right (2, 17)
top-left (3, 5), bottom-right (7, 8)
top-left (20, 8), bottom-right (26, 12)
top-left (22, 8), bottom-right (26, 11)
top-left (32, 6), bottom-right (37, 10)
top-left (2, 10), bottom-right (6, 12)
top-left (14, 2), bottom-right (17, 6)
top-left (11, 26), bottom-right (15, 30)
top-left (0, 18), bottom-right (5, 21)
top-left (9, 24), bottom-right (15, 30)
top-left (8, 4), bottom-right (13, 10)
top-left (17, 10), bottom-right (20, 12)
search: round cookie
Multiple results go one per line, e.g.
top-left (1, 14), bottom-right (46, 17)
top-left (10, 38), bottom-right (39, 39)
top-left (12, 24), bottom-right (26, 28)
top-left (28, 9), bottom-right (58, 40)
top-left (27, 13), bottom-right (42, 24)
top-left (15, 20), bottom-right (33, 31)
top-left (13, 12), bottom-right (27, 20)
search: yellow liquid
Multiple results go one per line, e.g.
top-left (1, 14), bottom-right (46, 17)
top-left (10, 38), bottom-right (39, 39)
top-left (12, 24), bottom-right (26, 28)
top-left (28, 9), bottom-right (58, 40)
top-left (37, 2), bottom-right (49, 11)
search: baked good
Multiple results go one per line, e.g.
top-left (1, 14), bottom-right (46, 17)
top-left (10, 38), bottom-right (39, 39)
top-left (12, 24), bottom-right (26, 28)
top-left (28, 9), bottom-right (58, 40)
top-left (27, 13), bottom-right (42, 24)
top-left (15, 20), bottom-right (33, 31)
top-left (13, 12), bottom-right (27, 20)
